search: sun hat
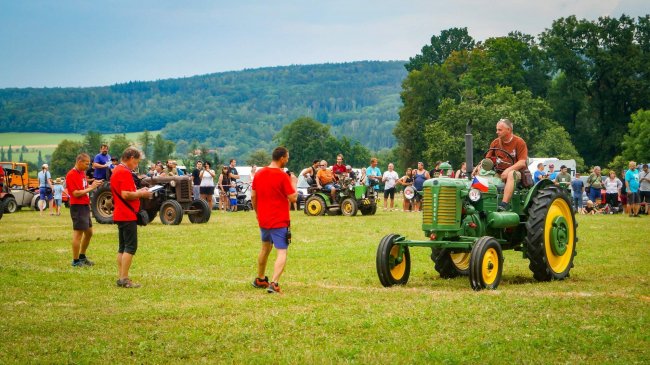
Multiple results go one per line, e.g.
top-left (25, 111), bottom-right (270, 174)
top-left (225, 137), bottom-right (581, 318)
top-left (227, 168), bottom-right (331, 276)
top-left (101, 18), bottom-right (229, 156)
top-left (54, 178), bottom-right (62, 184)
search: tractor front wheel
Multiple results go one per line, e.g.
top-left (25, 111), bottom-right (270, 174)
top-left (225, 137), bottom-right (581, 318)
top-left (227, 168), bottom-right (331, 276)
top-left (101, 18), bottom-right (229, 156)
top-left (525, 186), bottom-right (577, 281)
top-left (159, 200), bottom-right (183, 225)
top-left (305, 195), bottom-right (326, 216)
top-left (469, 236), bottom-right (503, 291)
top-left (376, 234), bottom-right (410, 287)
top-left (340, 198), bottom-right (358, 216)
top-left (90, 185), bottom-right (114, 224)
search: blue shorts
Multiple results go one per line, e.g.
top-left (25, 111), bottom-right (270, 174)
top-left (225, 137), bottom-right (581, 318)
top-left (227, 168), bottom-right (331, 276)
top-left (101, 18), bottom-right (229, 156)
top-left (230, 198), bottom-right (237, 206)
top-left (260, 227), bottom-right (289, 249)
top-left (324, 183), bottom-right (339, 191)
top-left (39, 187), bottom-right (53, 201)
top-left (588, 188), bottom-right (601, 203)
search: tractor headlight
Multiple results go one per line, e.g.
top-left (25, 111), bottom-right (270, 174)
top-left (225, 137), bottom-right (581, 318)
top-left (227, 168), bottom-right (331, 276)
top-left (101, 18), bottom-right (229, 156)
top-left (170, 180), bottom-right (176, 188)
top-left (468, 188), bottom-right (481, 202)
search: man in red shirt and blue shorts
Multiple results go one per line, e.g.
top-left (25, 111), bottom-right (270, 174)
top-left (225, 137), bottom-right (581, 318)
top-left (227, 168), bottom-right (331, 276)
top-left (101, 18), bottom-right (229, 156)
top-left (111, 147), bottom-right (152, 288)
top-left (251, 147), bottom-right (298, 294)
top-left (65, 153), bottom-right (104, 267)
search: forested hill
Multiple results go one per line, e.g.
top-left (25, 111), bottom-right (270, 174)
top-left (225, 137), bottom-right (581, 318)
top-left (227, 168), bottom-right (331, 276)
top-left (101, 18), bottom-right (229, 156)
top-left (0, 61), bottom-right (406, 156)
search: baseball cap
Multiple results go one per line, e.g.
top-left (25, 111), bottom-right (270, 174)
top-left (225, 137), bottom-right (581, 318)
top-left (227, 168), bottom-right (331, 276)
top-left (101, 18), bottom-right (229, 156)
top-left (549, 164), bottom-right (554, 168)
top-left (42, 163), bottom-right (48, 169)
top-left (560, 165), bottom-right (567, 169)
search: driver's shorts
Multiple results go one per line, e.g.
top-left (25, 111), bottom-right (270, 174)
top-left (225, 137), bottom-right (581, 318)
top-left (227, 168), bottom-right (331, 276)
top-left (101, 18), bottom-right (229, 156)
top-left (496, 170), bottom-right (521, 183)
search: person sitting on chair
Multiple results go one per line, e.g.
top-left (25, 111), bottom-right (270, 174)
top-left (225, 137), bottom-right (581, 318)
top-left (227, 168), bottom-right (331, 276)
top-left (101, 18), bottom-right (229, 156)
top-left (316, 160), bottom-right (339, 203)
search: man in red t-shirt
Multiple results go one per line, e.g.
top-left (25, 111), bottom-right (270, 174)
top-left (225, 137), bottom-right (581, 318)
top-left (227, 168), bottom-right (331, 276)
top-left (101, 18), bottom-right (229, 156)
top-left (332, 153), bottom-right (346, 175)
top-left (65, 153), bottom-right (104, 267)
top-left (484, 118), bottom-right (529, 211)
top-left (250, 147), bottom-right (297, 294)
top-left (111, 147), bottom-right (152, 288)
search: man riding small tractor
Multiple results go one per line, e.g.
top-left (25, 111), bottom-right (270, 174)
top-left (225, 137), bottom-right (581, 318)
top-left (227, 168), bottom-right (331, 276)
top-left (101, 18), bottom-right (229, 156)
top-left (304, 168), bottom-right (377, 216)
top-left (376, 120), bottom-right (577, 290)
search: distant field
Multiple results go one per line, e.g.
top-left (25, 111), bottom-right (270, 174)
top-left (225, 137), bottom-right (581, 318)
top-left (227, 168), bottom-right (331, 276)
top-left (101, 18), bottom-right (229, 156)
top-left (0, 131), bottom-right (160, 163)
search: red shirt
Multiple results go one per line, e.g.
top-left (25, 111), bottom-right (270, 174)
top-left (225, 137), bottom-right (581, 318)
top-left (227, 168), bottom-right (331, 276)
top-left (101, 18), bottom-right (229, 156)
top-left (252, 167), bottom-right (295, 229)
top-left (65, 168), bottom-right (90, 205)
top-left (487, 134), bottom-right (528, 171)
top-left (111, 164), bottom-right (139, 222)
top-left (332, 163), bottom-right (346, 175)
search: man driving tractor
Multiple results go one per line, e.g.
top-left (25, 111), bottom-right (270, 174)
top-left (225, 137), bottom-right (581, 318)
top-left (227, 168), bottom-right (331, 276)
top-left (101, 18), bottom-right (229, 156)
top-left (474, 118), bottom-right (528, 212)
top-left (316, 160), bottom-right (339, 203)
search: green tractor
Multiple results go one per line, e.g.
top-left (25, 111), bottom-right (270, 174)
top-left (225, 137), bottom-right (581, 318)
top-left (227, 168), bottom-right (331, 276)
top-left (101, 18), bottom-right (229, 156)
top-left (304, 176), bottom-right (378, 216)
top-left (376, 124), bottom-right (577, 291)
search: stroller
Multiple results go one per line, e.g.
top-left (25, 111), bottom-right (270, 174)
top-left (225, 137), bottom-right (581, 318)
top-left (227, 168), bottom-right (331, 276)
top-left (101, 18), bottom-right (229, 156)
top-left (234, 182), bottom-right (253, 211)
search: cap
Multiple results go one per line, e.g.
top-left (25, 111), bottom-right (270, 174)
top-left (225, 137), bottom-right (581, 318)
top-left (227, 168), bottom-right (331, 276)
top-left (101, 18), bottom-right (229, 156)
top-left (549, 164), bottom-right (554, 168)
top-left (560, 165), bottom-right (567, 169)
top-left (111, 157), bottom-right (118, 161)
top-left (42, 163), bottom-right (48, 169)
top-left (346, 165), bottom-right (352, 170)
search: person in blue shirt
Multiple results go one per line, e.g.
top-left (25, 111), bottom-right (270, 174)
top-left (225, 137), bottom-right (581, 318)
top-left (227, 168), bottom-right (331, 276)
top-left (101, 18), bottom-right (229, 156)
top-left (625, 161), bottom-right (641, 217)
top-left (570, 172), bottom-right (585, 213)
top-left (366, 157), bottom-right (381, 192)
top-left (92, 144), bottom-right (111, 180)
top-left (533, 163), bottom-right (547, 184)
top-left (547, 163), bottom-right (558, 181)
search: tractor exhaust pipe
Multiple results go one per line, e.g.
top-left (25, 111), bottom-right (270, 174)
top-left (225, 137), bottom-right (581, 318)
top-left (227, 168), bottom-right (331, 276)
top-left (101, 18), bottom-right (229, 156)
top-left (465, 120), bottom-right (473, 179)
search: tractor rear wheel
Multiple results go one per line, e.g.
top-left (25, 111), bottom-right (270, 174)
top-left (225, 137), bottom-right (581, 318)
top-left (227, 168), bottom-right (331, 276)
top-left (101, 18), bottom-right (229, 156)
top-left (91, 185), bottom-right (114, 224)
top-left (305, 195), bottom-right (326, 216)
top-left (3, 196), bottom-right (17, 213)
top-left (431, 249), bottom-right (470, 278)
top-left (376, 234), bottom-right (410, 287)
top-left (469, 236), bottom-right (503, 291)
top-left (188, 199), bottom-right (211, 224)
top-left (525, 186), bottom-right (577, 281)
top-left (159, 200), bottom-right (183, 225)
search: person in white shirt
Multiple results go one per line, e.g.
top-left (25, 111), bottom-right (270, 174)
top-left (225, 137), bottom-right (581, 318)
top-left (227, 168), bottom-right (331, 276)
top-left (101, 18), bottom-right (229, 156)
top-left (382, 163), bottom-right (400, 211)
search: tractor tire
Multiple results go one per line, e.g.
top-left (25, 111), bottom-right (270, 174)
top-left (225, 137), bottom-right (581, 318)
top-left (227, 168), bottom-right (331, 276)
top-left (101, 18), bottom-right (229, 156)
top-left (376, 234), bottom-right (410, 287)
top-left (524, 186), bottom-right (577, 281)
top-left (188, 199), bottom-right (211, 224)
top-left (340, 198), bottom-right (358, 216)
top-left (3, 196), bottom-right (17, 213)
top-left (431, 249), bottom-right (470, 278)
top-left (305, 195), bottom-right (326, 216)
top-left (91, 185), bottom-right (114, 224)
top-left (159, 200), bottom-right (183, 225)
top-left (469, 236), bottom-right (503, 291)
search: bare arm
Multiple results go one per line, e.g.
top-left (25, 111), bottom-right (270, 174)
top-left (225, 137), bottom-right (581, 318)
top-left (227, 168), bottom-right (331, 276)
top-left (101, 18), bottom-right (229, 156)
top-left (71, 179), bottom-right (103, 198)
top-left (121, 188), bottom-right (152, 201)
top-left (288, 192), bottom-right (298, 203)
top-left (251, 189), bottom-right (257, 211)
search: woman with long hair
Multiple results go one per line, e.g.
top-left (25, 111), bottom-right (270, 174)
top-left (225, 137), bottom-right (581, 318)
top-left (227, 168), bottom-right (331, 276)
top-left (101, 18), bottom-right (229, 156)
top-left (199, 161), bottom-right (216, 210)
top-left (217, 165), bottom-right (231, 211)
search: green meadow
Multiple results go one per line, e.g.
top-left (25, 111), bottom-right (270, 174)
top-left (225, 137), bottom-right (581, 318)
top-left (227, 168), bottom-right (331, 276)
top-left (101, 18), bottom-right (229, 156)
top-left (0, 205), bottom-right (648, 364)
top-left (0, 132), bottom-right (160, 163)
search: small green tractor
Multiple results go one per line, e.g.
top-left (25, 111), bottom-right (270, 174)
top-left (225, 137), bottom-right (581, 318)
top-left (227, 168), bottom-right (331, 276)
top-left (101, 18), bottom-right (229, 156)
top-left (376, 125), bottom-right (577, 291)
top-left (304, 176), bottom-right (378, 216)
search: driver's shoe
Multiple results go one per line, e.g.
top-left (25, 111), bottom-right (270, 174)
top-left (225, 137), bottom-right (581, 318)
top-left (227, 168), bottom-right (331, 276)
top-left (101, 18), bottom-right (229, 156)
top-left (497, 202), bottom-right (510, 212)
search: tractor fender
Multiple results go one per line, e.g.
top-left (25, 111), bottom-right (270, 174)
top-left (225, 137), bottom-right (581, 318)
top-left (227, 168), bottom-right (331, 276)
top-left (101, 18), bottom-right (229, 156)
top-left (523, 179), bottom-right (555, 210)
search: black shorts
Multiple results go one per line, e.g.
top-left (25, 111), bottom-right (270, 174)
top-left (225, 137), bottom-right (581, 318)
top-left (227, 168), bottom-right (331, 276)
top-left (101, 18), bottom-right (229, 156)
top-left (117, 221), bottom-right (138, 255)
top-left (413, 191), bottom-right (423, 202)
top-left (384, 187), bottom-right (396, 199)
top-left (640, 190), bottom-right (650, 203)
top-left (628, 192), bottom-right (640, 205)
top-left (70, 204), bottom-right (92, 231)
top-left (200, 186), bottom-right (215, 195)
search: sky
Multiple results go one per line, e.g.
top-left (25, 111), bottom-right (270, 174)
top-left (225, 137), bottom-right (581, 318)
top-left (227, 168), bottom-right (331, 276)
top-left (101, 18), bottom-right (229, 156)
top-left (0, 0), bottom-right (648, 88)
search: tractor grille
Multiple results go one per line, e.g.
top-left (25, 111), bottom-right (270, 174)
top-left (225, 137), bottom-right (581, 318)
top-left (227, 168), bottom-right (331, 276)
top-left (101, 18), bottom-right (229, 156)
top-left (437, 186), bottom-right (457, 225)
top-left (422, 187), bottom-right (433, 225)
top-left (179, 179), bottom-right (192, 202)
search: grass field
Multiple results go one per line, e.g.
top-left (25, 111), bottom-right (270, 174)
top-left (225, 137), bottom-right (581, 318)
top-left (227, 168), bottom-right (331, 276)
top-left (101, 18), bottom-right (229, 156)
top-left (0, 204), bottom-right (648, 364)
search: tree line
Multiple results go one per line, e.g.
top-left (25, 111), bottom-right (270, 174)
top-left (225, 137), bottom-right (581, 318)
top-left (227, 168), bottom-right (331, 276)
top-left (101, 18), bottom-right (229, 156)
top-left (396, 15), bottom-right (650, 172)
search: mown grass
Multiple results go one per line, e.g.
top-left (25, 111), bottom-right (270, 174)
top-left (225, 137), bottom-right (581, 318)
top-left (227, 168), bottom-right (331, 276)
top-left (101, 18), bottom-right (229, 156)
top-left (0, 205), bottom-right (648, 364)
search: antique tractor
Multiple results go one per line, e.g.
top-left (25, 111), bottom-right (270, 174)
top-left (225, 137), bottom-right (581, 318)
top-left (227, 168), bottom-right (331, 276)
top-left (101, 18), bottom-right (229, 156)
top-left (376, 124), bottom-right (577, 290)
top-left (91, 175), bottom-right (211, 225)
top-left (304, 176), bottom-right (378, 216)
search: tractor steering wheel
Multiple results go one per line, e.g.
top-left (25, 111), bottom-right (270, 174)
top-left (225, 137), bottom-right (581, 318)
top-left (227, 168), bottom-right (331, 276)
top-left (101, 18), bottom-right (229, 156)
top-left (483, 147), bottom-right (516, 174)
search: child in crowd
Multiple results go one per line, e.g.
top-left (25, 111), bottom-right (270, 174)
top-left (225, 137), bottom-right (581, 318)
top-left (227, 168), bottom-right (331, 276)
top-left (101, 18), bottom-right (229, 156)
top-left (53, 177), bottom-right (64, 216)
top-left (229, 181), bottom-right (238, 212)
